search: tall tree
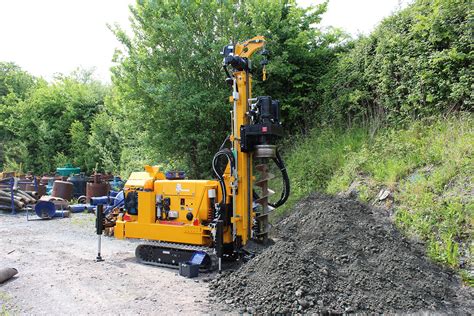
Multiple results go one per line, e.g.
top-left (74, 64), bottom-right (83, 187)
top-left (0, 62), bottom-right (39, 170)
top-left (111, 0), bottom-right (340, 177)
top-left (14, 72), bottom-right (108, 173)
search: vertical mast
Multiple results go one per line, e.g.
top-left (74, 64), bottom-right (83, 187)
top-left (223, 36), bottom-right (267, 245)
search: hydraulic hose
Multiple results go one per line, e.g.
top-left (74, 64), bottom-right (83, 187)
top-left (212, 147), bottom-right (235, 218)
top-left (253, 149), bottom-right (290, 208)
top-left (270, 150), bottom-right (290, 208)
top-left (219, 135), bottom-right (230, 151)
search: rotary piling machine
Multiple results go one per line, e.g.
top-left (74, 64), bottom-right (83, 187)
top-left (113, 36), bottom-right (290, 271)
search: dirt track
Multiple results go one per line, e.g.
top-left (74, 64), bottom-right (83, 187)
top-left (0, 212), bottom-right (215, 315)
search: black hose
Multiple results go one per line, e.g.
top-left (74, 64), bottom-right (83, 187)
top-left (253, 149), bottom-right (290, 208)
top-left (212, 147), bottom-right (235, 218)
top-left (270, 150), bottom-right (290, 208)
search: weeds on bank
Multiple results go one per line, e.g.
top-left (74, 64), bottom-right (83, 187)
top-left (275, 127), bottom-right (369, 216)
top-left (279, 114), bottom-right (473, 279)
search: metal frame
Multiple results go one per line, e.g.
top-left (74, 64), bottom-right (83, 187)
top-left (0, 177), bottom-right (16, 214)
top-left (0, 176), bottom-right (38, 215)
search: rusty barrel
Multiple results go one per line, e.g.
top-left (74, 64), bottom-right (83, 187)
top-left (25, 183), bottom-right (46, 197)
top-left (51, 181), bottom-right (74, 201)
top-left (86, 182), bottom-right (109, 203)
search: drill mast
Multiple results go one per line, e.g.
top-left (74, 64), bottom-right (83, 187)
top-left (222, 36), bottom-right (282, 244)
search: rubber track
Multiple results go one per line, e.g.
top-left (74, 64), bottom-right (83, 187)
top-left (135, 241), bottom-right (218, 271)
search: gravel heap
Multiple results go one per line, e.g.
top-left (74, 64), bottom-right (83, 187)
top-left (210, 193), bottom-right (473, 314)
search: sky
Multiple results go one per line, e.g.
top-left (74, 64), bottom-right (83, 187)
top-left (0, 0), bottom-right (410, 83)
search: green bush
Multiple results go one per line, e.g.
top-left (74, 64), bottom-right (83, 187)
top-left (319, 0), bottom-right (473, 126)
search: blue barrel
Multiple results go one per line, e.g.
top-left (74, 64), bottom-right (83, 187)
top-left (90, 196), bottom-right (109, 206)
top-left (35, 201), bottom-right (56, 219)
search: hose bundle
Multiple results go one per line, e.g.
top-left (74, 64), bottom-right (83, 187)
top-left (212, 147), bottom-right (235, 218)
top-left (212, 136), bottom-right (290, 216)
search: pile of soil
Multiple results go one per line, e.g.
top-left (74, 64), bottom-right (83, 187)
top-left (210, 194), bottom-right (473, 314)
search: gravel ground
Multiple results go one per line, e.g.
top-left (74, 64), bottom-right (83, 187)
top-left (3, 194), bottom-right (472, 315)
top-left (211, 193), bottom-right (474, 314)
top-left (0, 211), bottom-right (216, 315)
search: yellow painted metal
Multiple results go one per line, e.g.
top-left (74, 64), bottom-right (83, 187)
top-left (114, 219), bottom-right (125, 239)
top-left (154, 179), bottom-right (219, 223)
top-left (124, 222), bottom-right (212, 245)
top-left (124, 165), bottom-right (165, 189)
top-left (234, 35), bottom-right (266, 58)
top-left (137, 191), bottom-right (156, 224)
top-left (114, 36), bottom-right (267, 251)
top-left (115, 177), bottom-right (220, 246)
top-left (229, 36), bottom-right (266, 245)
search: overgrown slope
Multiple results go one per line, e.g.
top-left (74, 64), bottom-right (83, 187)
top-left (274, 0), bottom-right (474, 281)
top-left (277, 114), bottom-right (473, 281)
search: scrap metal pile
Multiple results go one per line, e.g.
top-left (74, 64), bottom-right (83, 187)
top-left (0, 166), bottom-right (124, 221)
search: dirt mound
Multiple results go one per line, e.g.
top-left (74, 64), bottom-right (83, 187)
top-left (210, 194), bottom-right (473, 314)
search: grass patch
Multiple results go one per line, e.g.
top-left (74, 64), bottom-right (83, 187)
top-left (0, 291), bottom-right (14, 316)
top-left (274, 127), bottom-right (369, 216)
top-left (71, 213), bottom-right (95, 228)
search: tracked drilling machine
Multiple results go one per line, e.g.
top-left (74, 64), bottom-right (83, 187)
top-left (113, 36), bottom-right (290, 270)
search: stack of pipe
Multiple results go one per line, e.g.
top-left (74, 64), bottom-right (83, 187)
top-left (0, 188), bottom-right (37, 210)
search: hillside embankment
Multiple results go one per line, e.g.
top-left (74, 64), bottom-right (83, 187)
top-left (279, 115), bottom-right (473, 277)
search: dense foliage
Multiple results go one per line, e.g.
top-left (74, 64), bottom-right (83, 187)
top-left (0, 0), bottom-right (471, 179)
top-left (320, 0), bottom-right (473, 126)
top-left (110, 0), bottom-right (340, 177)
top-left (0, 63), bottom-right (39, 169)
top-left (0, 66), bottom-right (109, 174)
